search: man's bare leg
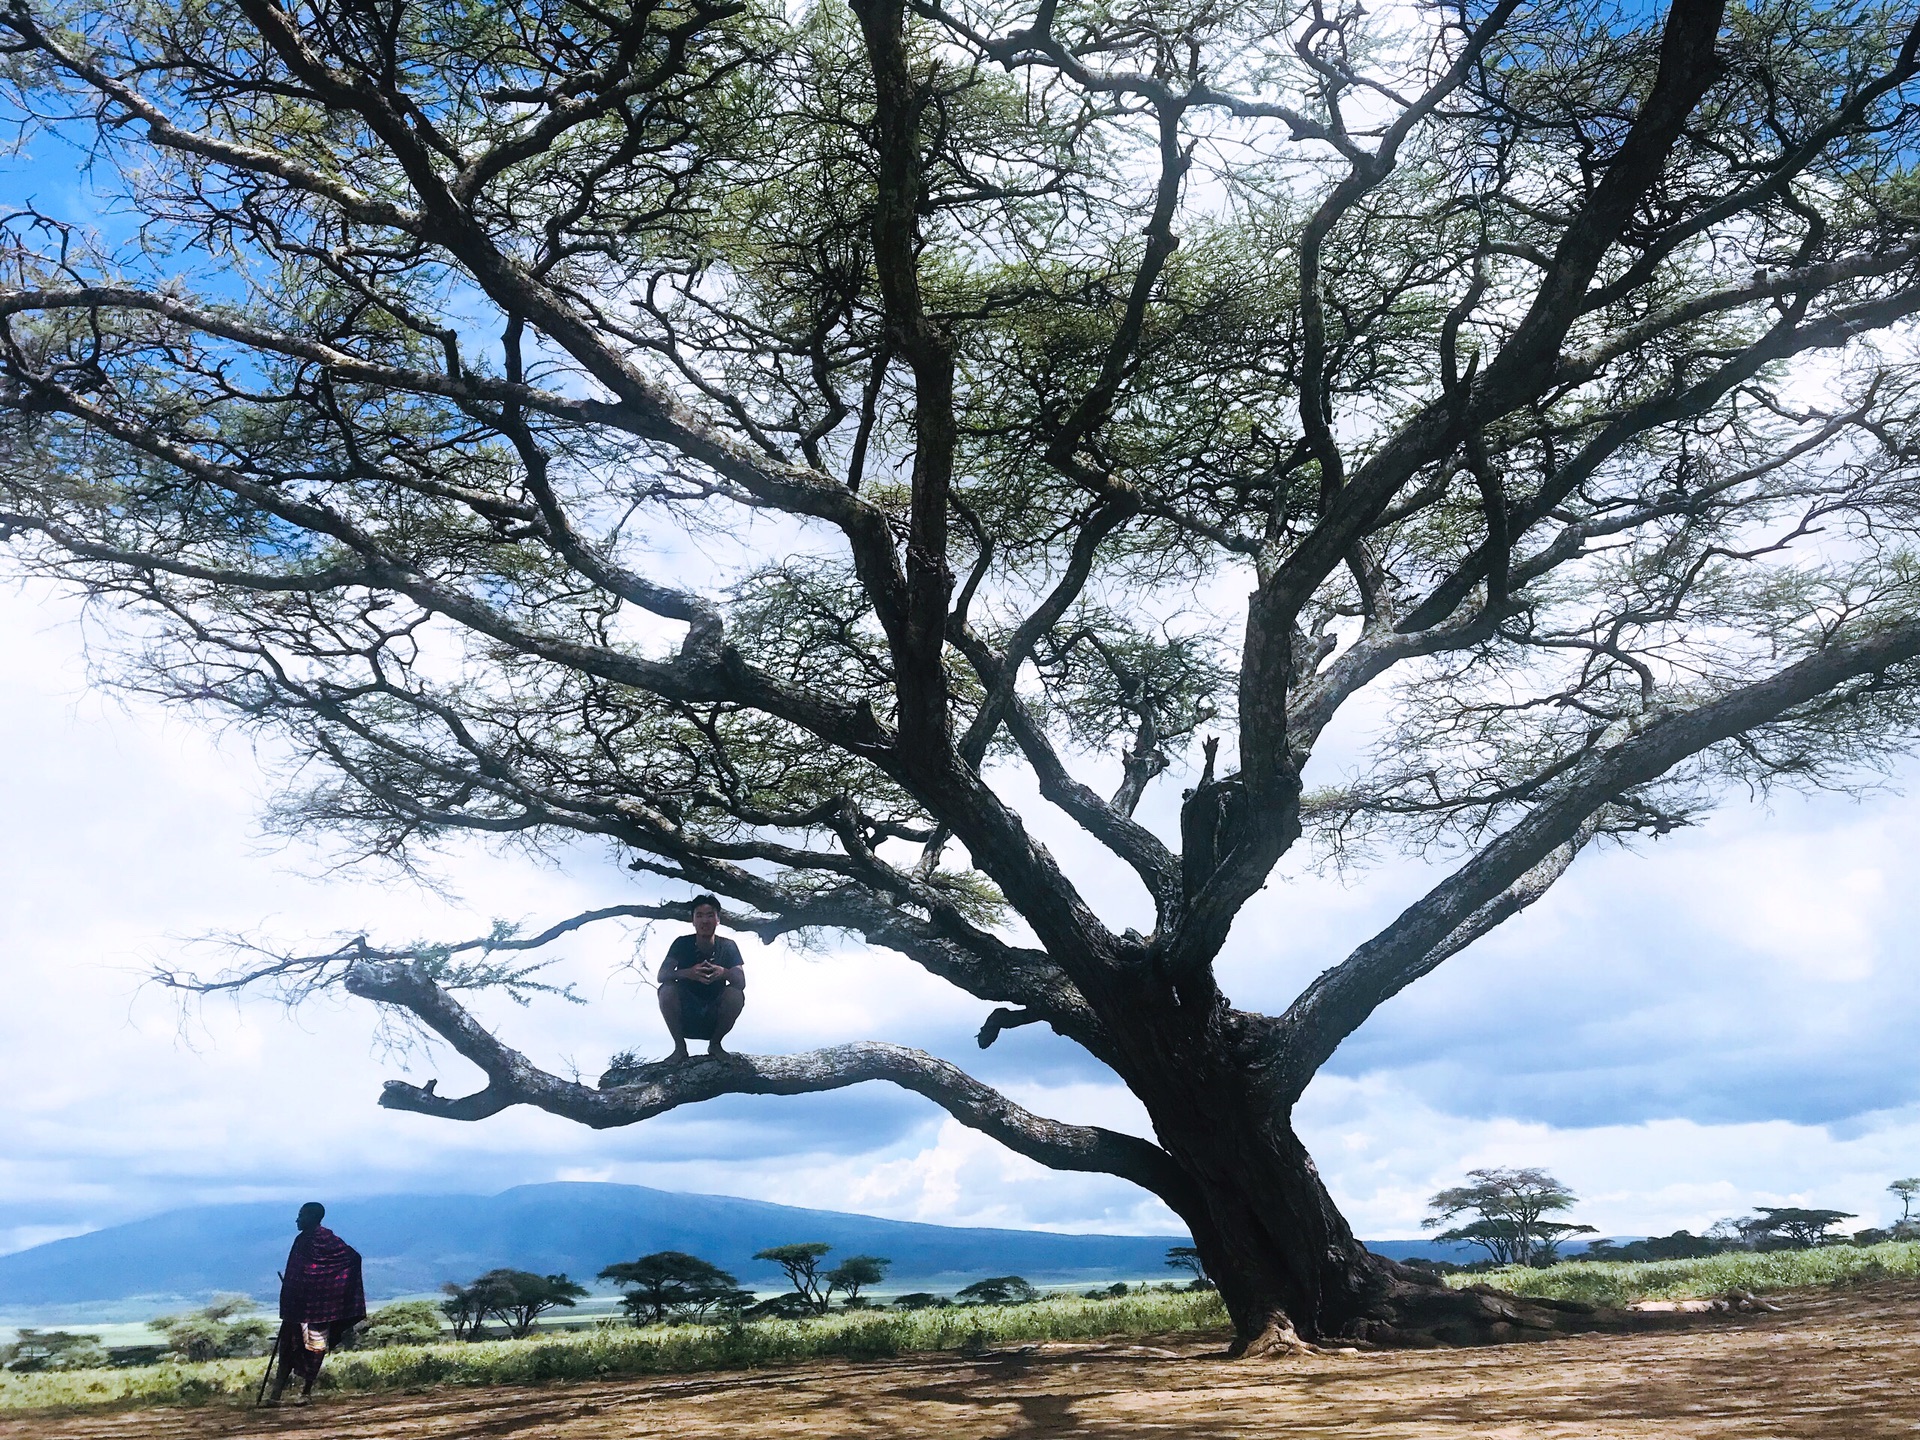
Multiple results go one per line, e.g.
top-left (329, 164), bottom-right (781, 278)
top-left (707, 985), bottom-right (745, 1057)
top-left (657, 982), bottom-right (691, 1062)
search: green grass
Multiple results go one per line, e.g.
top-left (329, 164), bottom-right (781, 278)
top-left (0, 1290), bottom-right (1228, 1414)
top-left (1448, 1240), bottom-right (1920, 1307)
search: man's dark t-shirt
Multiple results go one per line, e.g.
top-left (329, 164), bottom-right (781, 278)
top-left (663, 935), bottom-right (743, 1039)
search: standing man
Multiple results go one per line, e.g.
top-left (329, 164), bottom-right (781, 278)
top-left (270, 1202), bottom-right (366, 1405)
top-left (658, 894), bottom-right (746, 1060)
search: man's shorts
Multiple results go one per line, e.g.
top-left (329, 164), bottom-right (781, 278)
top-left (675, 978), bottom-right (727, 1040)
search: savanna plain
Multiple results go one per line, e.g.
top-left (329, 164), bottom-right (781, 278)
top-left (5, 1267), bottom-right (1917, 1438)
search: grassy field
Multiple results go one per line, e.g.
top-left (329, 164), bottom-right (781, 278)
top-left (0, 1290), bottom-right (1228, 1413)
top-left (1450, 1240), bottom-right (1920, 1307)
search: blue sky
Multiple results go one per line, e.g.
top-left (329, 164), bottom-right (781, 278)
top-left (4, 579), bottom-right (1918, 1258)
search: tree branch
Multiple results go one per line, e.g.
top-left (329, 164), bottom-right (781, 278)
top-left (1271, 612), bottom-right (1920, 1098)
top-left (345, 959), bottom-right (1188, 1202)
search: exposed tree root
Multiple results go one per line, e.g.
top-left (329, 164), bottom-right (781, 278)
top-left (1227, 1313), bottom-right (1316, 1359)
top-left (1229, 1260), bottom-right (1745, 1357)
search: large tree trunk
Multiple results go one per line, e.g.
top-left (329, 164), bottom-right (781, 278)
top-left (1159, 1109), bottom-right (1380, 1353)
top-left (1127, 1025), bottom-right (1604, 1353)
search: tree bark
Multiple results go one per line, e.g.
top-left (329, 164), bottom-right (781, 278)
top-left (1119, 1012), bottom-right (1606, 1351)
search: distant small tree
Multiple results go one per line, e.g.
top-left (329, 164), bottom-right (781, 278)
top-left (1, 1330), bottom-right (108, 1372)
top-left (893, 1293), bottom-right (949, 1311)
top-left (440, 1282), bottom-right (486, 1341)
top-left (148, 1295), bottom-right (274, 1362)
top-left (1578, 1231), bottom-right (1720, 1264)
top-left (955, 1276), bottom-right (1039, 1306)
top-left (823, 1255), bottom-right (891, 1308)
top-left (1890, 1179), bottom-right (1920, 1229)
top-left (1737, 1208), bottom-right (1857, 1251)
top-left (1165, 1246), bottom-right (1213, 1290)
top-left (452, 1269), bottom-right (588, 1338)
top-left (754, 1243), bottom-right (835, 1315)
top-left (742, 1292), bottom-right (820, 1320)
top-left (599, 1252), bottom-right (743, 1325)
top-left (357, 1301), bottom-right (445, 1349)
top-left (1424, 1169), bottom-right (1595, 1268)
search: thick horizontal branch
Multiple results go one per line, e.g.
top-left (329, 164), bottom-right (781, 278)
top-left (345, 959), bottom-right (1187, 1202)
top-left (1270, 613), bottom-right (1920, 1098)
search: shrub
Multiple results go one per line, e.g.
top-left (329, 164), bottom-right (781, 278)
top-left (892, 1293), bottom-right (949, 1311)
top-left (1, 1331), bottom-right (108, 1373)
top-left (0, 1289), bottom-right (1230, 1414)
top-left (356, 1301), bottom-right (445, 1348)
top-left (1456, 1238), bottom-right (1920, 1306)
top-left (148, 1295), bottom-right (273, 1362)
top-left (955, 1276), bottom-right (1037, 1306)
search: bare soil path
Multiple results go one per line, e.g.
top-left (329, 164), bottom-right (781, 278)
top-left (7, 1280), bottom-right (1918, 1439)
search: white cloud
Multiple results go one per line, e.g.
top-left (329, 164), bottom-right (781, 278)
top-left (1296, 1072), bottom-right (1920, 1238)
top-left (4, 579), bottom-right (1920, 1260)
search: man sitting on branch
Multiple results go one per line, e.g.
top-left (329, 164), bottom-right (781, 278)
top-left (657, 896), bottom-right (745, 1061)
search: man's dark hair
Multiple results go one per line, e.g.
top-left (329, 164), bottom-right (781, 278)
top-left (297, 1202), bottom-right (326, 1231)
top-left (689, 895), bottom-right (722, 916)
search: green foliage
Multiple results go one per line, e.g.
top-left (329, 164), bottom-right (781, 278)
top-left (891, 1292), bottom-right (949, 1310)
top-left (443, 1270), bottom-right (588, 1339)
top-left (147, 1295), bottom-right (274, 1362)
top-left (1458, 1240), bottom-right (1920, 1308)
top-left (741, 1292), bottom-right (819, 1321)
top-left (0, 1331), bottom-right (107, 1373)
top-left (355, 1301), bottom-right (445, 1349)
top-left (753, 1242), bottom-right (834, 1314)
top-left (1425, 1168), bottom-right (1595, 1267)
top-left (0, 1290), bottom-right (1229, 1412)
top-left (1165, 1246), bottom-right (1212, 1288)
top-left (954, 1276), bottom-right (1037, 1305)
top-left (599, 1251), bottom-right (745, 1325)
top-left (440, 1282), bottom-right (484, 1341)
top-left (822, 1254), bottom-right (890, 1306)
top-left (1737, 1207), bottom-right (1858, 1250)
top-left (1576, 1231), bottom-right (1723, 1264)
top-left (1888, 1179), bottom-right (1920, 1226)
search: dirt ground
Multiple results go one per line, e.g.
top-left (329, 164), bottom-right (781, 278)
top-left (6, 1279), bottom-right (1918, 1440)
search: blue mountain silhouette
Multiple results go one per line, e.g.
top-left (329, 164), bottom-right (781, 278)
top-left (0, 1181), bottom-right (1484, 1321)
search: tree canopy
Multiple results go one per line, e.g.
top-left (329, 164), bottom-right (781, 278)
top-left (1424, 1167), bottom-right (1595, 1267)
top-left (753, 1243), bottom-right (836, 1314)
top-left (3, 0), bottom-right (1919, 1351)
top-left (955, 1275), bottom-right (1039, 1305)
top-left (1736, 1207), bottom-right (1857, 1250)
top-left (823, 1254), bottom-right (892, 1305)
top-left (446, 1269), bottom-right (588, 1338)
top-left (599, 1251), bottom-right (745, 1323)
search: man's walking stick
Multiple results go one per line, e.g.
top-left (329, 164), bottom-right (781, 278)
top-left (254, 1341), bottom-right (278, 1406)
top-left (255, 1267), bottom-right (283, 1406)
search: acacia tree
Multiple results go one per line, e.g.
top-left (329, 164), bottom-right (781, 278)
top-left (754, 1243), bottom-right (837, 1314)
top-left (3, 0), bottom-right (1920, 1353)
top-left (599, 1251), bottom-right (744, 1324)
top-left (1423, 1168), bottom-right (1595, 1267)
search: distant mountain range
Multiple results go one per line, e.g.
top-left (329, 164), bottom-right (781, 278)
top-left (0, 1181), bottom-right (1479, 1322)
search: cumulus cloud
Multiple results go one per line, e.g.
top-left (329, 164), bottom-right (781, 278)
top-left (3, 582), bottom-right (1918, 1258)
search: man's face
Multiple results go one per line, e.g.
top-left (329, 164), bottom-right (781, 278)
top-left (692, 904), bottom-right (720, 942)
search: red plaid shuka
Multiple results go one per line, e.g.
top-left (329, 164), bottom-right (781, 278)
top-left (279, 1226), bottom-right (367, 1327)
